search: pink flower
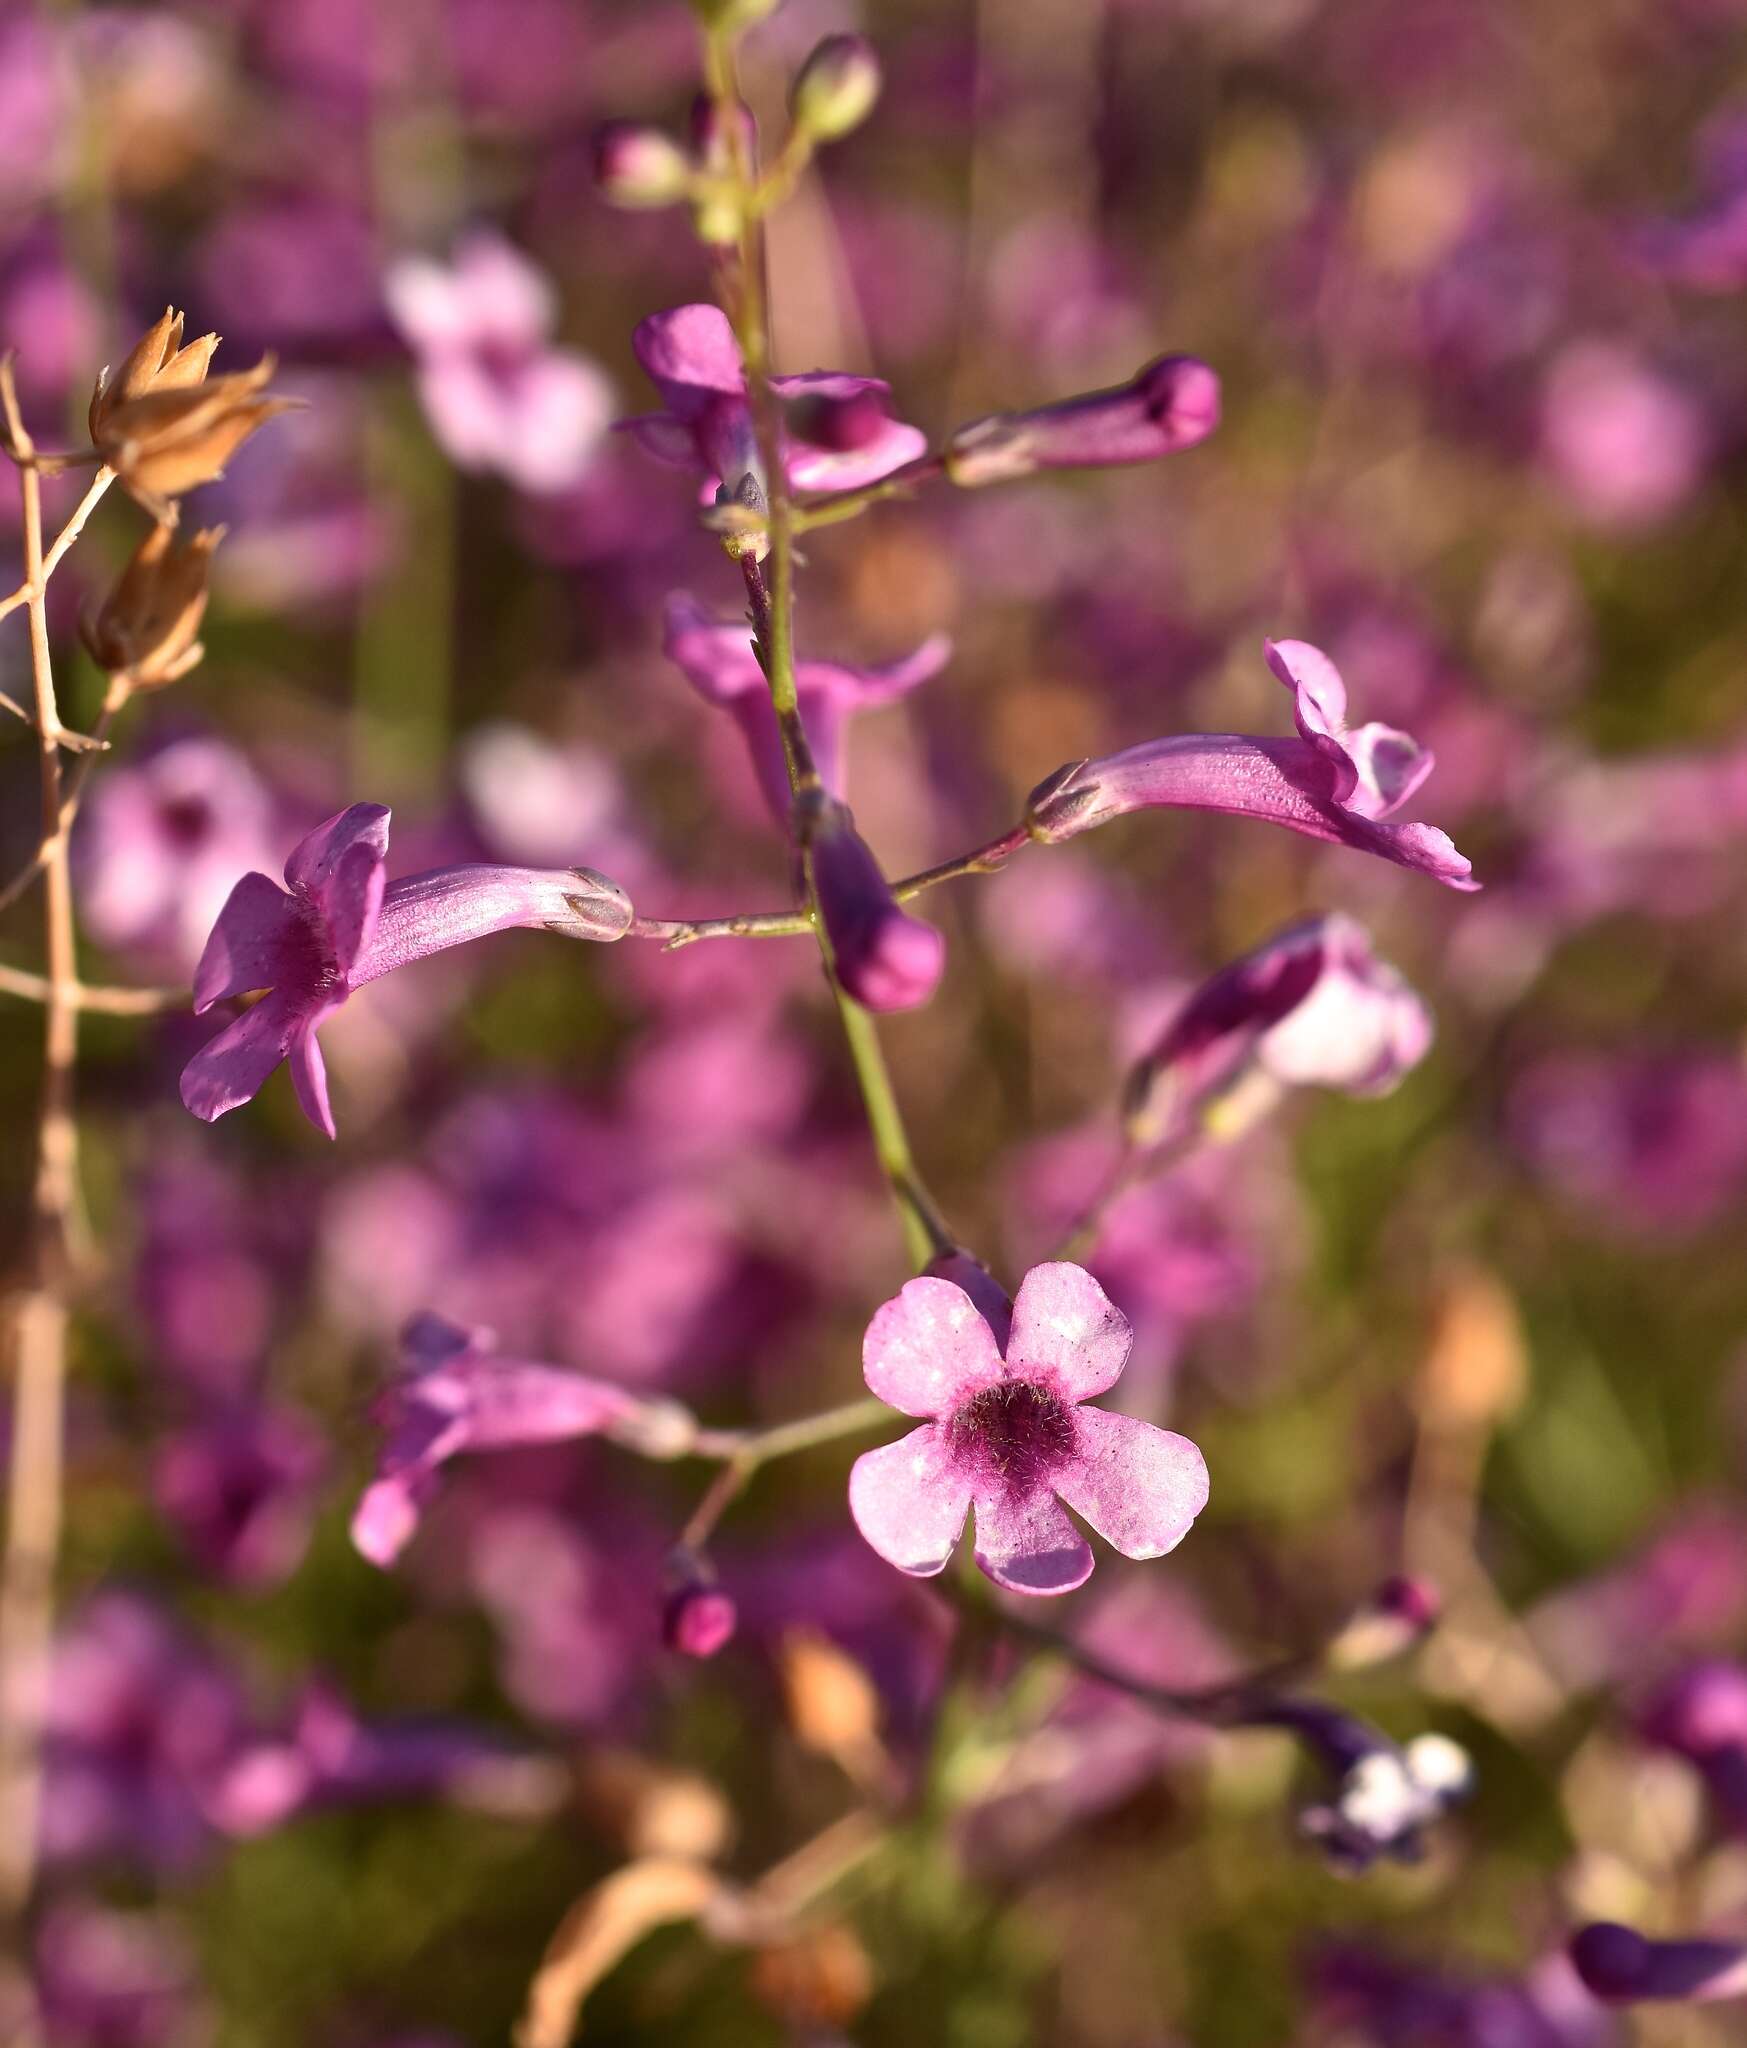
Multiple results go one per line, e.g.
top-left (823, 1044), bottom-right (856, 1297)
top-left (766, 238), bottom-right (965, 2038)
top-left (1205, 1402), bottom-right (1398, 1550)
top-left (662, 592), bottom-right (950, 826)
top-left (945, 352), bottom-right (1221, 486)
top-left (1027, 638), bottom-right (1476, 891)
top-left (384, 233), bottom-right (614, 494)
top-left (181, 804), bottom-right (633, 1138)
top-left (1124, 913), bottom-right (1433, 1144)
top-left (1539, 341), bottom-right (1709, 530)
top-left (622, 302), bottom-right (927, 500)
top-left (351, 1314), bottom-right (685, 1567)
top-left (848, 1261), bottom-right (1208, 1595)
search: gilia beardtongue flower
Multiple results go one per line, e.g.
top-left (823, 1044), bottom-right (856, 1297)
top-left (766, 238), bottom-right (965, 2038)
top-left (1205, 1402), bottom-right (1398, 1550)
top-left (1027, 637), bottom-right (1477, 890)
top-left (1123, 912), bottom-right (1433, 1147)
top-left (849, 1259), bottom-right (1208, 1593)
top-left (181, 803), bottom-right (633, 1137)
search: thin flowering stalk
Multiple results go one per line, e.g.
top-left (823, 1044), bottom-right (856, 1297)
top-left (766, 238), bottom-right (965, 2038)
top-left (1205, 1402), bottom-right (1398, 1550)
top-left (0, 964), bottom-right (187, 1015)
top-left (0, 360), bottom-right (81, 1921)
top-left (702, 24), bottom-right (955, 1274)
top-left (0, 464), bottom-right (115, 626)
top-left (629, 823), bottom-right (1034, 950)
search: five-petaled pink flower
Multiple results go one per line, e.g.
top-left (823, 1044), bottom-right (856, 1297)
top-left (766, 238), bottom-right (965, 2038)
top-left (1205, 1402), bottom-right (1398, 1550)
top-left (622, 303), bottom-right (927, 501)
top-left (849, 1260), bottom-right (1208, 1595)
top-left (1026, 638), bottom-right (1477, 891)
top-left (181, 803), bottom-right (633, 1138)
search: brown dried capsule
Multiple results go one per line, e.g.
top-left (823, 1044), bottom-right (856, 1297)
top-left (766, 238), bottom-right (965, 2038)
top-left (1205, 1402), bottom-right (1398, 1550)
top-left (94, 353), bottom-right (300, 518)
top-left (82, 521), bottom-right (224, 688)
top-left (88, 307), bottom-right (219, 444)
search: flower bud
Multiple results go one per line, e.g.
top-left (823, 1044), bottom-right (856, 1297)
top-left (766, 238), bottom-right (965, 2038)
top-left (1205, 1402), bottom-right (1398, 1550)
top-left (81, 520), bottom-right (223, 688)
top-left (1571, 1924), bottom-right (1747, 2005)
top-left (1325, 1575), bottom-right (1442, 1672)
top-left (946, 353), bottom-right (1221, 487)
top-left (592, 122), bottom-right (693, 209)
top-left (88, 306), bottom-right (219, 446)
top-left (791, 34), bottom-right (882, 143)
top-left (663, 1581), bottom-right (738, 1660)
top-left (804, 795), bottom-right (944, 1013)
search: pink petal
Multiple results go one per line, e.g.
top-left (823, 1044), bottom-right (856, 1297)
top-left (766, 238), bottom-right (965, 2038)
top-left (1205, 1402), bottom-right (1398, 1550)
top-left (284, 803), bottom-right (391, 902)
top-left (784, 418), bottom-right (929, 493)
top-left (662, 594), bottom-right (764, 706)
top-left (320, 839), bottom-right (386, 978)
top-left (1054, 1409), bottom-right (1209, 1561)
top-left (1266, 637), bottom-right (1349, 742)
top-left (191, 872), bottom-right (307, 1012)
top-left (1005, 1262), bottom-right (1133, 1401)
top-left (1343, 722), bottom-right (1435, 821)
top-left (179, 989), bottom-right (306, 1123)
top-left (287, 1018), bottom-right (336, 1140)
top-left (862, 1276), bottom-right (1006, 1417)
top-left (631, 304), bottom-right (744, 415)
top-left (615, 412), bottom-right (702, 469)
top-left (848, 1424), bottom-right (971, 1577)
top-left (971, 1486), bottom-right (1093, 1595)
top-left (350, 1474), bottom-right (427, 1567)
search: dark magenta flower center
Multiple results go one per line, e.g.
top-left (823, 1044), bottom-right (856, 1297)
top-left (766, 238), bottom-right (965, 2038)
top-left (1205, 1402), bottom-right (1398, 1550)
top-left (946, 1377), bottom-right (1076, 1497)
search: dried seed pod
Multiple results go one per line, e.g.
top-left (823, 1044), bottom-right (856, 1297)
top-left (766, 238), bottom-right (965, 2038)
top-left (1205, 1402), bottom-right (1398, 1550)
top-left (82, 521), bottom-right (224, 688)
top-left (88, 307), bottom-right (220, 444)
top-left (94, 353), bottom-right (300, 517)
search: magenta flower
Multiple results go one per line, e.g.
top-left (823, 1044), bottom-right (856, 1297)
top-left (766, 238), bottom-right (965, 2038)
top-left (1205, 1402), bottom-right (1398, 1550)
top-left (1027, 638), bottom-right (1477, 890)
top-left (663, 592), bottom-right (950, 826)
top-left (622, 303), bottom-right (927, 499)
top-left (152, 1406), bottom-right (327, 1589)
top-left (1125, 913), bottom-right (1433, 1145)
top-left (181, 803), bottom-right (633, 1138)
top-left (848, 1261), bottom-right (1208, 1595)
top-left (945, 352), bottom-right (1221, 486)
top-left (808, 798), bottom-right (945, 1013)
top-left (351, 1314), bottom-right (686, 1567)
top-left (1572, 1924), bottom-right (1747, 2005)
top-left (383, 233), bottom-right (614, 494)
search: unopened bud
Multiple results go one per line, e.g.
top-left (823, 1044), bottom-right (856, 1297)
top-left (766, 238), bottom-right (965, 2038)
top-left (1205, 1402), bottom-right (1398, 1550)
top-left (1326, 1576), bottom-right (1442, 1671)
top-left (805, 794), bottom-right (944, 1013)
top-left (946, 353), bottom-right (1221, 487)
top-left (663, 1581), bottom-right (738, 1660)
top-left (88, 307), bottom-right (219, 445)
top-left (791, 34), bottom-right (881, 143)
top-left (81, 521), bottom-right (223, 688)
top-left (592, 123), bottom-right (693, 209)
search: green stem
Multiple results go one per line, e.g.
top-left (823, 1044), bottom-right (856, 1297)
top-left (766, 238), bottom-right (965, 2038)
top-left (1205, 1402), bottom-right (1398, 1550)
top-left (705, 21), bottom-right (954, 1276)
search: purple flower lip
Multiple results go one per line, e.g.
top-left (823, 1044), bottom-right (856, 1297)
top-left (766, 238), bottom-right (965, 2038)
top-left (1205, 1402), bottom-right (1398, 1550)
top-left (848, 1261), bottom-right (1208, 1595)
top-left (622, 304), bottom-right (927, 499)
top-left (1123, 913), bottom-right (1433, 1145)
top-left (1571, 1924), bottom-right (1747, 2005)
top-left (1026, 638), bottom-right (1477, 891)
top-left (181, 803), bottom-right (633, 1137)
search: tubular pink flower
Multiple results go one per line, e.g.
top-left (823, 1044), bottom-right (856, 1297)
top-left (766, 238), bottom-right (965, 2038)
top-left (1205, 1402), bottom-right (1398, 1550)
top-left (622, 303), bottom-right (927, 499)
top-left (350, 1314), bottom-right (670, 1567)
top-left (945, 353), bottom-right (1221, 486)
top-left (807, 798), bottom-right (945, 1013)
top-left (1027, 638), bottom-right (1477, 890)
top-left (180, 803), bottom-right (633, 1137)
top-left (1124, 913), bottom-right (1433, 1143)
top-left (848, 1261), bottom-right (1208, 1595)
top-left (662, 592), bottom-right (950, 825)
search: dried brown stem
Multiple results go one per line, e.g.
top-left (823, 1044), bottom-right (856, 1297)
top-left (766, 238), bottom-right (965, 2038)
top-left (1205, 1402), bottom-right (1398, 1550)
top-left (0, 362), bottom-right (83, 1923)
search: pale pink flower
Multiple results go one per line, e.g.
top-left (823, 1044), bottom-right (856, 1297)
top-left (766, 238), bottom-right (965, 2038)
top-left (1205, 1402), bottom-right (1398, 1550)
top-left (849, 1261), bottom-right (1208, 1595)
